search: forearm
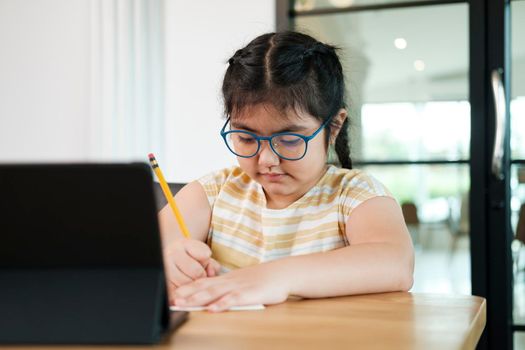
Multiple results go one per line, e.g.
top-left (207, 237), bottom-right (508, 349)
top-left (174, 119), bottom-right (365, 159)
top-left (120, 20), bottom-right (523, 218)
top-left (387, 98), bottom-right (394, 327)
top-left (268, 243), bottom-right (414, 299)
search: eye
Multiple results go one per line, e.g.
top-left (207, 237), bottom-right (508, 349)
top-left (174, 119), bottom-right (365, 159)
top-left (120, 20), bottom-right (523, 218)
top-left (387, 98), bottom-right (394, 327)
top-left (281, 139), bottom-right (301, 146)
top-left (236, 134), bottom-right (256, 144)
top-left (275, 135), bottom-right (303, 148)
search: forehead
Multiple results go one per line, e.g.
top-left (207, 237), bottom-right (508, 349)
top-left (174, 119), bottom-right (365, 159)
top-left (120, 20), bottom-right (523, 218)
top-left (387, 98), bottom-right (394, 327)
top-left (231, 104), bottom-right (318, 130)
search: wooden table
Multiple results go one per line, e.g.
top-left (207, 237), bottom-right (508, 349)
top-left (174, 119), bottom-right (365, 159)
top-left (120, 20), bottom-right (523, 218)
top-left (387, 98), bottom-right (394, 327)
top-left (4, 292), bottom-right (486, 350)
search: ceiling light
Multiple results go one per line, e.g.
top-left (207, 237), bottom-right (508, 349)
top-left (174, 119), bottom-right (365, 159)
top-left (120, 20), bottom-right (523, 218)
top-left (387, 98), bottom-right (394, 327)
top-left (328, 0), bottom-right (354, 7)
top-left (394, 38), bottom-right (407, 50)
top-left (294, 0), bottom-right (316, 11)
top-left (414, 60), bottom-right (425, 71)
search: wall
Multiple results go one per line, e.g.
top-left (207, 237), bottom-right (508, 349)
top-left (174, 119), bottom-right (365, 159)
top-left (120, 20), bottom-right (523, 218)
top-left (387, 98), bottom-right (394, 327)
top-left (0, 0), bottom-right (276, 184)
top-left (0, 0), bottom-right (90, 162)
top-left (163, 0), bottom-right (275, 182)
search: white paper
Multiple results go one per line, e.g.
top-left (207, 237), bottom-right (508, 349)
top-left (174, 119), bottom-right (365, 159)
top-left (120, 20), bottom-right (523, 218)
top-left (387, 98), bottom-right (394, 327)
top-left (170, 304), bottom-right (265, 312)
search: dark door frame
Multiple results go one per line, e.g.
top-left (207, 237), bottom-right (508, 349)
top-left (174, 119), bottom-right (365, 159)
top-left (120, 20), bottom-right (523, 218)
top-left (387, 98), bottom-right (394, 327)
top-left (470, 0), bottom-right (513, 348)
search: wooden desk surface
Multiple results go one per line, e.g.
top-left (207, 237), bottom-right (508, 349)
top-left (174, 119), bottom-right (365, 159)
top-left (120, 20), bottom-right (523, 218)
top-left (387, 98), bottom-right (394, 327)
top-left (5, 292), bottom-right (486, 350)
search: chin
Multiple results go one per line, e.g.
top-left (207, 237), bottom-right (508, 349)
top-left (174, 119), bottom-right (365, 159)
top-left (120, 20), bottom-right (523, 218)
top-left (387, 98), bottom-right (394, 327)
top-left (261, 181), bottom-right (293, 196)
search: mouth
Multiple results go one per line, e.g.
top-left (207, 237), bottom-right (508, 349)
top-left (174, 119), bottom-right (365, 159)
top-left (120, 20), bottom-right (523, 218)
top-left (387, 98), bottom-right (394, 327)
top-left (259, 172), bottom-right (286, 181)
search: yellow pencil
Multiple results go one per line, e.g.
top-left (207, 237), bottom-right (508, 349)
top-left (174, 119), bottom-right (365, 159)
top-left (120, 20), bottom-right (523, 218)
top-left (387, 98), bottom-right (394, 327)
top-left (148, 153), bottom-right (191, 239)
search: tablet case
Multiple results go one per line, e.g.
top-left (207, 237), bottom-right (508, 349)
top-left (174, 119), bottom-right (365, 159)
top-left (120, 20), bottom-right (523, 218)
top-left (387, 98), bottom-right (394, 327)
top-left (0, 163), bottom-right (186, 344)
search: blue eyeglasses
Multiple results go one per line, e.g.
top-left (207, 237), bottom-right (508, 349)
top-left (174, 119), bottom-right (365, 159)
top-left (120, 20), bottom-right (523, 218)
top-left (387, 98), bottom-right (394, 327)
top-left (220, 116), bottom-right (333, 161)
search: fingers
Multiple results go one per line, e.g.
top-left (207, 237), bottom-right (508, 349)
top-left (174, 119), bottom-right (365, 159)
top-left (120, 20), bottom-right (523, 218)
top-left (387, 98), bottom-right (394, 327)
top-left (175, 251), bottom-right (207, 280)
top-left (205, 263), bottom-right (215, 277)
top-left (164, 262), bottom-right (188, 305)
top-left (175, 282), bottom-right (231, 308)
top-left (173, 276), bottom-right (252, 312)
top-left (184, 239), bottom-right (213, 264)
top-left (163, 239), bottom-right (214, 289)
top-left (166, 280), bottom-right (177, 305)
top-left (205, 259), bottom-right (221, 277)
top-left (170, 262), bottom-right (194, 285)
top-left (174, 279), bottom-right (209, 299)
top-left (163, 262), bottom-right (192, 305)
top-left (207, 291), bottom-right (248, 312)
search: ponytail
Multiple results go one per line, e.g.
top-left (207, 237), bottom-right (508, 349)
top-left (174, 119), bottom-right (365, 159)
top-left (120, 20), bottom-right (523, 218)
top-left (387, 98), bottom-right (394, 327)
top-left (334, 118), bottom-right (352, 169)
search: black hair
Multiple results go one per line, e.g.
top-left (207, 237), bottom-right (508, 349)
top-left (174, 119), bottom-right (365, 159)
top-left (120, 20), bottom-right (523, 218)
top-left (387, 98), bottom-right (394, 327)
top-left (222, 31), bottom-right (352, 169)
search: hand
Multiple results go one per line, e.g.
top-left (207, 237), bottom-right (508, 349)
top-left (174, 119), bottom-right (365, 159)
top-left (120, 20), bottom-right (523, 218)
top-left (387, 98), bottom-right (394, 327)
top-left (163, 238), bottom-right (221, 304)
top-left (173, 262), bottom-right (291, 312)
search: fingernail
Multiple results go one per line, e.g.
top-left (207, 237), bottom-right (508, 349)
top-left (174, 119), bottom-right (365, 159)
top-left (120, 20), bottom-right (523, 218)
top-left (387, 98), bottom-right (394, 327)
top-left (208, 304), bottom-right (219, 312)
top-left (175, 298), bottom-right (185, 305)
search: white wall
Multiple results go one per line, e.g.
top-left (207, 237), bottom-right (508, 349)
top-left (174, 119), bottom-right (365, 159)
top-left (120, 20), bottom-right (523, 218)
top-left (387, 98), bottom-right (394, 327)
top-left (164, 0), bottom-right (275, 182)
top-left (0, 0), bottom-right (276, 183)
top-left (0, 0), bottom-right (90, 162)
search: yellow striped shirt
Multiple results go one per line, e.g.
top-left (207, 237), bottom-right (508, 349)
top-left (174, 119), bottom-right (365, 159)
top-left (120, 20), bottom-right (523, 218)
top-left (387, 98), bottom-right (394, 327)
top-left (198, 165), bottom-right (392, 272)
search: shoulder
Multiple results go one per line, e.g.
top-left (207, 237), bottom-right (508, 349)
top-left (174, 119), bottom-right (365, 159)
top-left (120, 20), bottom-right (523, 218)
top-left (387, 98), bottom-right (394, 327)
top-left (197, 166), bottom-right (256, 205)
top-left (322, 166), bottom-right (393, 218)
top-left (197, 166), bottom-right (252, 188)
top-left (324, 165), bottom-right (390, 197)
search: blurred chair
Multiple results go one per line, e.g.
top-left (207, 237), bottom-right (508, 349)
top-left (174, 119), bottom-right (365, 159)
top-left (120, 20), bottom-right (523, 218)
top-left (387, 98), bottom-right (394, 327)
top-left (401, 202), bottom-right (421, 248)
top-left (449, 192), bottom-right (469, 258)
top-left (513, 165), bottom-right (525, 273)
top-left (152, 182), bottom-right (185, 211)
top-left (514, 203), bottom-right (525, 272)
top-left (517, 204), bottom-right (525, 244)
top-left (517, 167), bottom-right (525, 184)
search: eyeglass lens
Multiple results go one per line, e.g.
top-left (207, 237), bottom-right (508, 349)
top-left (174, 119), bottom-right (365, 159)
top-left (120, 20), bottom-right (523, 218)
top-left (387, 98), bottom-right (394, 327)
top-left (226, 132), bottom-right (307, 160)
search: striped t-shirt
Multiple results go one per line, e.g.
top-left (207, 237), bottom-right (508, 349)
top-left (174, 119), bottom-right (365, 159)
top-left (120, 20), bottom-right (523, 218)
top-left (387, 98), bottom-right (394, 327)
top-left (198, 164), bottom-right (391, 272)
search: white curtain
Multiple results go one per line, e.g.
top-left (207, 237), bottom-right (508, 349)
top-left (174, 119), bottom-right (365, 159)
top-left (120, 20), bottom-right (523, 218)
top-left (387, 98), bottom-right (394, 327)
top-left (88, 0), bottom-right (164, 162)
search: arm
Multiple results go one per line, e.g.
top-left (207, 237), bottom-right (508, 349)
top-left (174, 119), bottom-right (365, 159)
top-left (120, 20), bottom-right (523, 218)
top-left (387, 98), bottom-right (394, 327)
top-left (173, 196), bottom-right (414, 311)
top-left (284, 196), bottom-right (414, 298)
top-left (158, 180), bottom-right (211, 245)
top-left (158, 181), bottom-right (220, 302)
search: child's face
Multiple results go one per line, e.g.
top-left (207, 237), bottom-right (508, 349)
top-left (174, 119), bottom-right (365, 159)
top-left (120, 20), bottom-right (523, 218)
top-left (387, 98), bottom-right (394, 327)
top-left (230, 104), bottom-right (329, 207)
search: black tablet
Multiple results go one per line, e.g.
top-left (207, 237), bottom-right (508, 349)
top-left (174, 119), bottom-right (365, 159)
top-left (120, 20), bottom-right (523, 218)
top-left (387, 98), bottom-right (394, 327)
top-left (0, 163), bottom-right (187, 344)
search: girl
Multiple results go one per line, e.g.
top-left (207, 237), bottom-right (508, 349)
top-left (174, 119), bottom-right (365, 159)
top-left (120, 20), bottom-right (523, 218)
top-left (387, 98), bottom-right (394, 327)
top-left (159, 31), bottom-right (414, 312)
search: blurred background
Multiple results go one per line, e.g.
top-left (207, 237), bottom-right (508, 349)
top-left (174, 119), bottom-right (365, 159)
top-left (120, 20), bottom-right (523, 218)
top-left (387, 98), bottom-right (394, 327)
top-left (291, 2), bottom-right (525, 348)
top-left (0, 0), bottom-right (523, 348)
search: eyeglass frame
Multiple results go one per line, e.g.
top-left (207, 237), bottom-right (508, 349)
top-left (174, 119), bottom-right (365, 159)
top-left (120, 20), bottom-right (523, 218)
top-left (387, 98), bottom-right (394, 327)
top-left (220, 115), bottom-right (333, 161)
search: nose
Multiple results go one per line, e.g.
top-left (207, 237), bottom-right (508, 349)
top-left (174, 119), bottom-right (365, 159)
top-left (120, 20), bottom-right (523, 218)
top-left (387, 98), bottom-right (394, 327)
top-left (257, 140), bottom-right (280, 167)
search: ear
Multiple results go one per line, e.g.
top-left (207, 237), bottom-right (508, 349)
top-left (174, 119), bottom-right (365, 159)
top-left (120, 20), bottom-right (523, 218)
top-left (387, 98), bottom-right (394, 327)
top-left (329, 109), bottom-right (348, 145)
